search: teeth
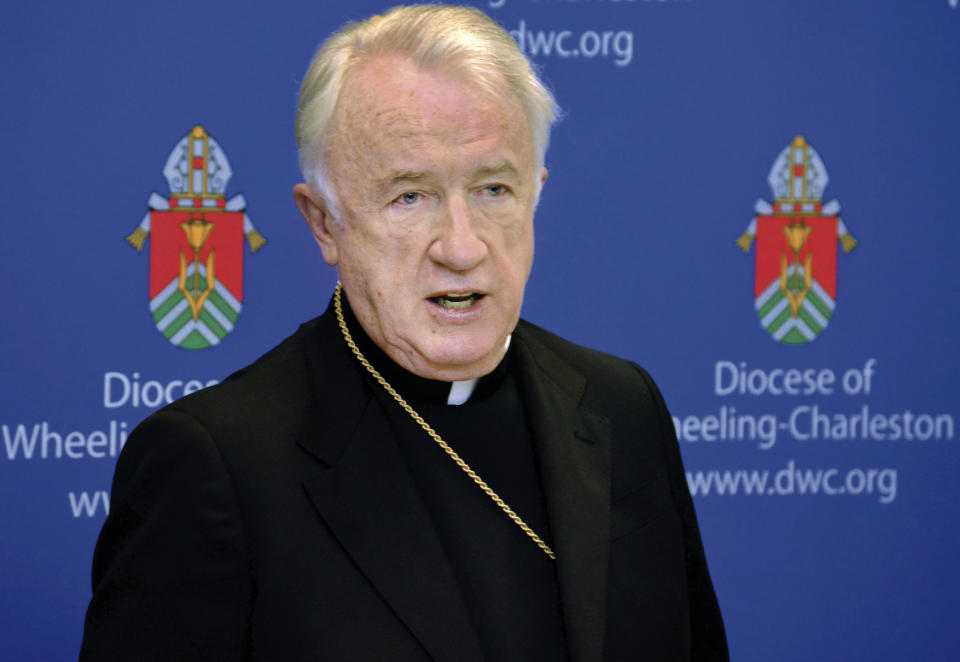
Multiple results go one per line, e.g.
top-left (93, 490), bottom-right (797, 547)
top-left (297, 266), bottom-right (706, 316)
top-left (436, 294), bottom-right (477, 309)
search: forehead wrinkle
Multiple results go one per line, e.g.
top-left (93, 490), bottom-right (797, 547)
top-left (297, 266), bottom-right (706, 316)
top-left (371, 106), bottom-right (425, 133)
top-left (341, 60), bottom-right (520, 143)
top-left (365, 93), bottom-right (513, 145)
top-left (329, 57), bottom-right (535, 207)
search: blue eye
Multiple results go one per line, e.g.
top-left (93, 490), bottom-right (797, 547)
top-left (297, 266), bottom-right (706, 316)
top-left (485, 185), bottom-right (505, 197)
top-left (398, 191), bottom-right (420, 205)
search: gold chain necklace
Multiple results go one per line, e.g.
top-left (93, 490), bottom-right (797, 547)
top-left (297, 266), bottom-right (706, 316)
top-left (334, 282), bottom-right (556, 561)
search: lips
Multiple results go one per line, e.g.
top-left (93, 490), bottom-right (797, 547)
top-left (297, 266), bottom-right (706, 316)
top-left (429, 293), bottom-right (485, 309)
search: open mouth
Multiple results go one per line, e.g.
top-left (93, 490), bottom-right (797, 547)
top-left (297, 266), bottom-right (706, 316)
top-left (429, 293), bottom-right (485, 310)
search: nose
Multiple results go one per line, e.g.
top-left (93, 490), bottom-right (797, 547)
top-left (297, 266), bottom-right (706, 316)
top-left (429, 194), bottom-right (488, 271)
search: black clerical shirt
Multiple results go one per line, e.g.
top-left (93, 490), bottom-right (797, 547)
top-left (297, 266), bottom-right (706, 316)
top-left (340, 301), bottom-right (568, 662)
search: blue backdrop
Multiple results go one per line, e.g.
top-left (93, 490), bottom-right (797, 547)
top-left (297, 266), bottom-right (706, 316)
top-left (2, 1), bottom-right (958, 659)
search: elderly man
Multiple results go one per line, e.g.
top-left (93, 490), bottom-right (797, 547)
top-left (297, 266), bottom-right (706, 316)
top-left (80, 5), bottom-right (727, 662)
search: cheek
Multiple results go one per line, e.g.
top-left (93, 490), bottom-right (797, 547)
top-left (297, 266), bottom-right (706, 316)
top-left (504, 222), bottom-right (535, 267)
top-left (338, 215), bottom-right (400, 269)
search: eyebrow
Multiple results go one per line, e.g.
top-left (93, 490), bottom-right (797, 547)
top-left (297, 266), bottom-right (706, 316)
top-left (375, 170), bottom-right (430, 197)
top-left (474, 160), bottom-right (520, 180)
top-left (375, 160), bottom-right (522, 195)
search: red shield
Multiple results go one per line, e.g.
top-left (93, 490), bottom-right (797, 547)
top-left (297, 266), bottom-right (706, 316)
top-left (147, 210), bottom-right (245, 349)
top-left (753, 215), bottom-right (838, 344)
top-left (755, 215), bottom-right (837, 301)
top-left (149, 210), bottom-right (244, 301)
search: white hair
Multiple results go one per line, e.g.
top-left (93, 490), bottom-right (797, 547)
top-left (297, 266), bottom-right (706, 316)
top-left (294, 4), bottom-right (558, 212)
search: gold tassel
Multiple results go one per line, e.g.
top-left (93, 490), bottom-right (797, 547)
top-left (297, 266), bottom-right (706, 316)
top-left (126, 227), bottom-right (148, 252)
top-left (245, 229), bottom-right (267, 254)
top-left (735, 231), bottom-right (754, 253)
top-left (840, 232), bottom-right (858, 254)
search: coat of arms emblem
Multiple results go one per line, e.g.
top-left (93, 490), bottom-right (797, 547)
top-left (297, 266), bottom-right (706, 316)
top-left (736, 136), bottom-right (856, 345)
top-left (125, 125), bottom-right (266, 349)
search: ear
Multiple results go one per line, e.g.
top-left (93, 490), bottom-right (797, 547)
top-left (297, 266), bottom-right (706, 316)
top-left (534, 167), bottom-right (549, 202)
top-left (293, 182), bottom-right (339, 266)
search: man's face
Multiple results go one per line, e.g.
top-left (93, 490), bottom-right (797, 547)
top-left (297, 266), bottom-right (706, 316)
top-left (296, 56), bottom-right (543, 381)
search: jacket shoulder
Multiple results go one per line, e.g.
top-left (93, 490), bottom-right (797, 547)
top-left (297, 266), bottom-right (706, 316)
top-left (140, 316), bottom-right (332, 447)
top-left (514, 318), bottom-right (658, 394)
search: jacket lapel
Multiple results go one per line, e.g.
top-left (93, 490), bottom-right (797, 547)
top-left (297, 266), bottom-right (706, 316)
top-left (513, 324), bottom-right (613, 662)
top-left (295, 311), bottom-right (485, 662)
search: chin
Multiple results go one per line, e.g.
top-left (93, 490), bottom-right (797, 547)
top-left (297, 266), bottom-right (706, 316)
top-left (420, 337), bottom-right (503, 378)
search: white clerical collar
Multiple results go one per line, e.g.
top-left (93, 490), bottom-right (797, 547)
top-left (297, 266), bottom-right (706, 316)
top-left (446, 379), bottom-right (477, 405)
top-left (445, 335), bottom-right (512, 406)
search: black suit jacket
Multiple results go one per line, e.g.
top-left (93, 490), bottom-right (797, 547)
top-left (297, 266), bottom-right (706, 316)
top-left (80, 307), bottom-right (727, 661)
